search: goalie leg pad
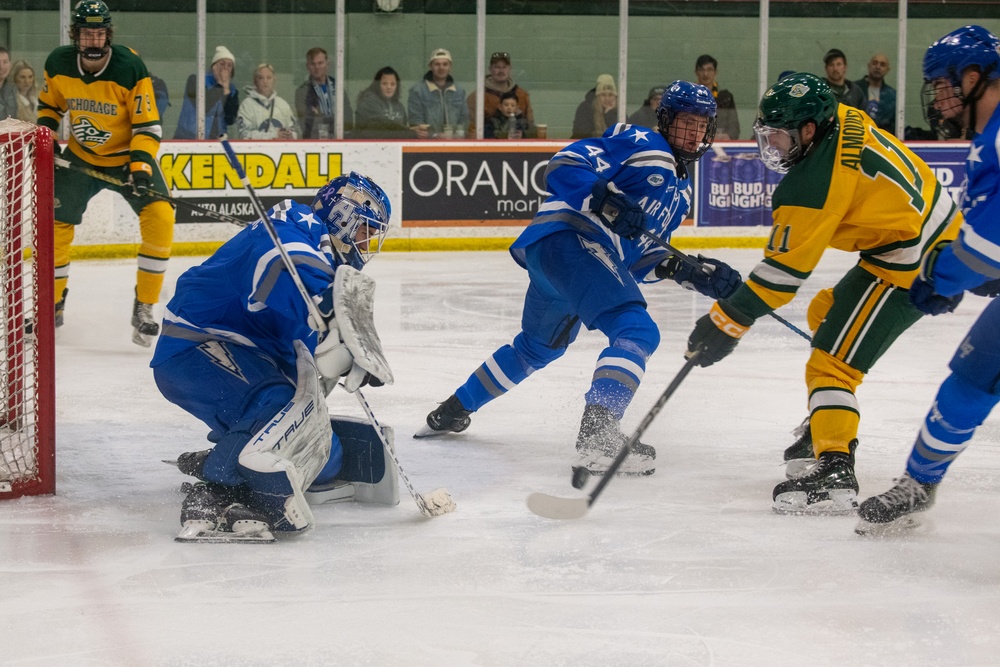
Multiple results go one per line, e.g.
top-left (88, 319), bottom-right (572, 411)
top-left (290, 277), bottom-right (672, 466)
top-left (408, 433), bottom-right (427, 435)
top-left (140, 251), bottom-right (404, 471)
top-left (237, 341), bottom-right (333, 530)
top-left (307, 416), bottom-right (400, 506)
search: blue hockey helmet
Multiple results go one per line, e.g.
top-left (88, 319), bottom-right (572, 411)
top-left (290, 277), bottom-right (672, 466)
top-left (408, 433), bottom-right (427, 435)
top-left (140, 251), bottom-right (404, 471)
top-left (655, 80), bottom-right (717, 165)
top-left (312, 172), bottom-right (390, 270)
top-left (921, 25), bottom-right (1000, 135)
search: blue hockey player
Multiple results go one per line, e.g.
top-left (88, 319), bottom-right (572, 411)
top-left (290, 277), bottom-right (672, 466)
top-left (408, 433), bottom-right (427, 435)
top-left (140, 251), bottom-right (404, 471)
top-left (856, 25), bottom-right (1000, 535)
top-left (416, 80), bottom-right (742, 479)
top-left (151, 172), bottom-right (395, 542)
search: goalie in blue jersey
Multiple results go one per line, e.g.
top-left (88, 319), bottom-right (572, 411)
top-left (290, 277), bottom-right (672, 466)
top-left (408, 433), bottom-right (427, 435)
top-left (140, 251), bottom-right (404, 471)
top-left (856, 25), bottom-right (1000, 536)
top-left (151, 173), bottom-right (396, 542)
top-left (417, 81), bottom-right (742, 480)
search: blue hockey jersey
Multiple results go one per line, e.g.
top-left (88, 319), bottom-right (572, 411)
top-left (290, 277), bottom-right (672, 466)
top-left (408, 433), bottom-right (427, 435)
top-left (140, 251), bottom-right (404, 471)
top-left (932, 105), bottom-right (1000, 296)
top-left (150, 199), bottom-right (339, 378)
top-left (510, 123), bottom-right (691, 281)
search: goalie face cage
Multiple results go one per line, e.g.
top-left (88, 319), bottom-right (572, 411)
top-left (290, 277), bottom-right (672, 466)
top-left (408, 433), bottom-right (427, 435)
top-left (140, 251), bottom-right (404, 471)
top-left (0, 119), bottom-right (55, 499)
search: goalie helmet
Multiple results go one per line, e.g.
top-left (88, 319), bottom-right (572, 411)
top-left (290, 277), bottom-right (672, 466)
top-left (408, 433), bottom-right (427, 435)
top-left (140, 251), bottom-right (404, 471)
top-left (753, 73), bottom-right (837, 173)
top-left (312, 172), bottom-right (390, 270)
top-left (921, 25), bottom-right (1000, 136)
top-left (655, 80), bottom-right (717, 165)
top-left (71, 0), bottom-right (114, 61)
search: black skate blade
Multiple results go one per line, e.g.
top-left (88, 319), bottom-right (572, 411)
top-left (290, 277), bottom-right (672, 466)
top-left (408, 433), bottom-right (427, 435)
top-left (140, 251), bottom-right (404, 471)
top-left (413, 423), bottom-right (451, 439)
top-left (526, 492), bottom-right (590, 520)
top-left (175, 523), bottom-right (276, 544)
top-left (162, 459), bottom-right (179, 467)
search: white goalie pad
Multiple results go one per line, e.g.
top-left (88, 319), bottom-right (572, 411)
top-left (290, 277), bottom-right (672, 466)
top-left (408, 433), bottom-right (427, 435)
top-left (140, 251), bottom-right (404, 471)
top-left (237, 340), bottom-right (333, 530)
top-left (333, 264), bottom-right (394, 392)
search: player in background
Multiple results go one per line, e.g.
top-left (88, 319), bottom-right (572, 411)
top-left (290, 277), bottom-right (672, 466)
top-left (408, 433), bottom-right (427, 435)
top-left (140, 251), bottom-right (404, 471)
top-left (417, 81), bottom-right (742, 479)
top-left (151, 173), bottom-right (394, 542)
top-left (38, 0), bottom-right (173, 347)
top-left (685, 73), bottom-right (964, 515)
top-left (857, 25), bottom-right (1000, 535)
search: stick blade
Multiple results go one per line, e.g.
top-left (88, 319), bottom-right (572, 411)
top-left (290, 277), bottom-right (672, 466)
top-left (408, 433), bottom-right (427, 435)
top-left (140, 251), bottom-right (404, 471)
top-left (526, 492), bottom-right (590, 520)
top-left (418, 488), bottom-right (457, 517)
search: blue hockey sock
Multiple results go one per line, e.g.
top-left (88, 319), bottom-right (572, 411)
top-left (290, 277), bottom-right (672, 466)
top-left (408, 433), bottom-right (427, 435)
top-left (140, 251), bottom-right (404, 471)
top-left (584, 344), bottom-right (646, 420)
top-left (455, 344), bottom-right (534, 412)
top-left (906, 374), bottom-right (999, 484)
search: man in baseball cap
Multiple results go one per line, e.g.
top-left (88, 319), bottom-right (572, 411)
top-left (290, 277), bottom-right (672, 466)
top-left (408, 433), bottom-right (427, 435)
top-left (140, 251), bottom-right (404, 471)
top-left (466, 50), bottom-right (535, 136)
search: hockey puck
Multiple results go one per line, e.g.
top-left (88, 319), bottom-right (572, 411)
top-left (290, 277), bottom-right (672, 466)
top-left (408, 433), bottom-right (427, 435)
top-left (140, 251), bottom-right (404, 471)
top-left (571, 465), bottom-right (590, 489)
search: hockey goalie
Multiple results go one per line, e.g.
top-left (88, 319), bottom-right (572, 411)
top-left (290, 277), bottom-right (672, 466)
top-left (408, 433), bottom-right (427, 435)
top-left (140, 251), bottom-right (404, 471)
top-left (151, 173), bottom-right (397, 543)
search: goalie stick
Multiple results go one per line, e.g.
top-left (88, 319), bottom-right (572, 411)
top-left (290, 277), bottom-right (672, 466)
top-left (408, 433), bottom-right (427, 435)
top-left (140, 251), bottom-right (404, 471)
top-left (220, 137), bottom-right (455, 519)
top-left (642, 228), bottom-right (813, 344)
top-left (526, 349), bottom-right (702, 520)
top-left (53, 156), bottom-right (250, 227)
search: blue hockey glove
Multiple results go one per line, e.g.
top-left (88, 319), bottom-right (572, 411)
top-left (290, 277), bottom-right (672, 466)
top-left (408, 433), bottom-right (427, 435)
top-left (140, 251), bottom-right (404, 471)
top-left (656, 254), bottom-right (743, 299)
top-left (589, 179), bottom-right (646, 240)
top-left (909, 276), bottom-right (963, 315)
top-left (970, 277), bottom-right (1000, 298)
top-left (910, 241), bottom-right (963, 315)
top-left (686, 301), bottom-right (754, 367)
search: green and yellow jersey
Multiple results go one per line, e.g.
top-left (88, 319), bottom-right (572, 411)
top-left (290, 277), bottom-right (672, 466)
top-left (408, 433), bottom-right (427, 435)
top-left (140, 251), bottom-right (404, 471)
top-left (728, 104), bottom-right (962, 320)
top-left (38, 44), bottom-right (161, 177)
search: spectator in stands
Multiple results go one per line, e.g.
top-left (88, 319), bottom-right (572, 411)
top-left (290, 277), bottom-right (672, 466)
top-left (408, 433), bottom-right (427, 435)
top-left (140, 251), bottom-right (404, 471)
top-left (486, 89), bottom-right (535, 139)
top-left (0, 48), bottom-right (17, 120)
top-left (408, 48), bottom-right (469, 139)
top-left (627, 86), bottom-right (666, 128)
top-left (466, 51), bottom-right (534, 136)
top-left (237, 63), bottom-right (298, 140)
top-left (175, 45), bottom-right (239, 139)
top-left (694, 55), bottom-right (739, 139)
top-left (11, 60), bottom-right (37, 123)
top-left (354, 66), bottom-right (412, 139)
top-left (823, 48), bottom-right (865, 110)
top-left (296, 47), bottom-right (352, 139)
top-left (855, 52), bottom-right (896, 133)
top-left (572, 74), bottom-right (617, 139)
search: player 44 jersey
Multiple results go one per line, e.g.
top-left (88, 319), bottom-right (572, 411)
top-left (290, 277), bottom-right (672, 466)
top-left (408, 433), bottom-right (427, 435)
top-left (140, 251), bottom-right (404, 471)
top-left (930, 104), bottom-right (1000, 297)
top-left (729, 104), bottom-right (963, 320)
top-left (38, 44), bottom-right (162, 172)
top-left (150, 200), bottom-right (339, 378)
top-left (510, 123), bottom-right (690, 281)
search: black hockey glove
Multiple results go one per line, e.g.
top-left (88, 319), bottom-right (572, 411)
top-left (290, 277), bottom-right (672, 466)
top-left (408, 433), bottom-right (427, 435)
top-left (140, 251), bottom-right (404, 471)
top-left (129, 169), bottom-right (153, 200)
top-left (970, 277), bottom-right (1000, 298)
top-left (909, 241), bottom-right (963, 316)
top-left (686, 301), bottom-right (753, 367)
top-left (589, 179), bottom-right (646, 240)
top-left (656, 254), bottom-right (743, 299)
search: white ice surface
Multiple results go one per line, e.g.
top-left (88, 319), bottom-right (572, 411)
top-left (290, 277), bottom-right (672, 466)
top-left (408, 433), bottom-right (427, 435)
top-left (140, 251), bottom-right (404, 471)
top-left (3, 249), bottom-right (999, 666)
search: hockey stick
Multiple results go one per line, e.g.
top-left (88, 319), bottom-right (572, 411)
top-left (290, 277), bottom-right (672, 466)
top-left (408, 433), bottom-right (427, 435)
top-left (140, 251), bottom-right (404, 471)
top-left (53, 156), bottom-right (250, 227)
top-left (526, 349), bottom-right (702, 520)
top-left (643, 229), bottom-right (813, 343)
top-left (220, 137), bottom-right (455, 518)
top-left (350, 386), bottom-right (456, 517)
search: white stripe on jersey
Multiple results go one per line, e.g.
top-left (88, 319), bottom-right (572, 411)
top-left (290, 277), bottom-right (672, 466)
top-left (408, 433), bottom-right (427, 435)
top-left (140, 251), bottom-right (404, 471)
top-left (248, 241), bottom-right (330, 312)
top-left (596, 355), bottom-right (645, 380)
top-left (960, 221), bottom-right (1000, 267)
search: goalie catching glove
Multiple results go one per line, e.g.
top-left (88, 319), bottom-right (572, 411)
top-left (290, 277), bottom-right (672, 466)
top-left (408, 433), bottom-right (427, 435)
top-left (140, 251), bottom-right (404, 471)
top-left (686, 300), bottom-right (754, 367)
top-left (656, 254), bottom-right (742, 299)
top-left (314, 265), bottom-right (393, 393)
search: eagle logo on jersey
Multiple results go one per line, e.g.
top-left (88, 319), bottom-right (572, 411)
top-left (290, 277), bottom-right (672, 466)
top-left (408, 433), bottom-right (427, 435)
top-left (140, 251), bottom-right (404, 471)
top-left (72, 116), bottom-right (113, 147)
top-left (789, 83), bottom-right (809, 98)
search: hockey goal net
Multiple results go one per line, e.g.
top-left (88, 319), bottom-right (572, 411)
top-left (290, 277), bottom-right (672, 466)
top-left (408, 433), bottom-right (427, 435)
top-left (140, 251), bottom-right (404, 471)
top-left (0, 119), bottom-right (55, 499)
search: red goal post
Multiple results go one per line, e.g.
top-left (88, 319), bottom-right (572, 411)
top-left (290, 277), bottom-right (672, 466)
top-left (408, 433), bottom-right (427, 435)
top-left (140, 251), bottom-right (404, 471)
top-left (0, 119), bottom-right (55, 499)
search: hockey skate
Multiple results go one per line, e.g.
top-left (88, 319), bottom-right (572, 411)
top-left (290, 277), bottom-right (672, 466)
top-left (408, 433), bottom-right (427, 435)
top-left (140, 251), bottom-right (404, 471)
top-left (783, 421), bottom-right (857, 480)
top-left (855, 474), bottom-right (938, 537)
top-left (175, 483), bottom-right (276, 543)
top-left (414, 394), bottom-right (472, 438)
top-left (131, 294), bottom-right (159, 348)
top-left (573, 403), bottom-right (655, 481)
top-left (772, 450), bottom-right (858, 515)
top-left (54, 288), bottom-right (67, 328)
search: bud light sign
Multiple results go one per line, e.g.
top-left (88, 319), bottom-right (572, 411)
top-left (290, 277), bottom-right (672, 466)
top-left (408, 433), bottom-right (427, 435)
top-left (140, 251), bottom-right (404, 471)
top-left (698, 146), bottom-right (780, 227)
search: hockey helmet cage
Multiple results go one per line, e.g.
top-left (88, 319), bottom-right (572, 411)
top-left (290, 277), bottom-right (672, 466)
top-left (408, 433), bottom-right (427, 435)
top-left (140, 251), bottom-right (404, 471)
top-left (753, 73), bottom-right (837, 173)
top-left (312, 172), bottom-right (390, 270)
top-left (655, 80), bottom-right (717, 165)
top-left (921, 25), bottom-right (1000, 134)
top-left (71, 0), bottom-right (114, 60)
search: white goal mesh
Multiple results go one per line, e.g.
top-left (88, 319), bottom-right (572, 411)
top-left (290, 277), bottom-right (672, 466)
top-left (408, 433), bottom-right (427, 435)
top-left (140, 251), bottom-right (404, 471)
top-left (0, 118), bottom-right (55, 498)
